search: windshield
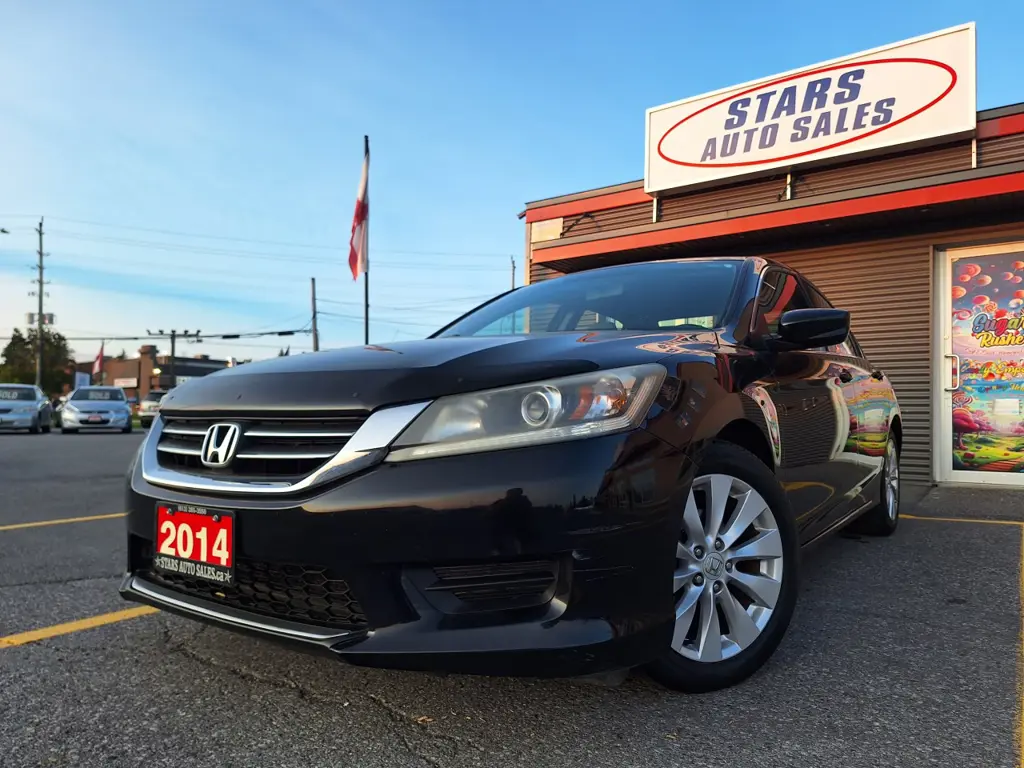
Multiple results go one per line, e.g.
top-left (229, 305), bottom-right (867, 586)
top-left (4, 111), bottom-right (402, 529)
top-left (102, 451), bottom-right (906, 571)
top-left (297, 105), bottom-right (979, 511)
top-left (0, 387), bottom-right (36, 402)
top-left (144, 391), bottom-right (166, 402)
top-left (435, 260), bottom-right (741, 337)
top-left (72, 389), bottom-right (126, 402)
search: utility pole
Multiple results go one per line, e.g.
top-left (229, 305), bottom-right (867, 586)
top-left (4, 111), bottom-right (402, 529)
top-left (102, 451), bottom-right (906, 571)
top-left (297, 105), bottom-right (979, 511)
top-left (148, 329), bottom-right (200, 388)
top-left (510, 256), bottom-right (516, 290)
top-left (169, 330), bottom-right (177, 386)
top-left (310, 277), bottom-right (320, 352)
top-left (34, 218), bottom-right (46, 388)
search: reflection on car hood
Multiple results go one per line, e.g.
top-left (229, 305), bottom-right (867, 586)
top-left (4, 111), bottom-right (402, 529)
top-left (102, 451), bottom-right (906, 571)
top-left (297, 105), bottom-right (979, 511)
top-left (159, 331), bottom-right (720, 414)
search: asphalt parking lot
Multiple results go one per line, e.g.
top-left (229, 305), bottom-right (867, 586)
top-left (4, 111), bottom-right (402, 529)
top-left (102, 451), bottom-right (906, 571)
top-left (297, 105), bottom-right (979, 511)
top-left (1, 433), bottom-right (1020, 768)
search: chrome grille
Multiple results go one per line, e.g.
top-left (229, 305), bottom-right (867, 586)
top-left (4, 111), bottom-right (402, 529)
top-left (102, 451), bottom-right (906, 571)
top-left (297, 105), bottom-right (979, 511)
top-left (156, 415), bottom-right (366, 480)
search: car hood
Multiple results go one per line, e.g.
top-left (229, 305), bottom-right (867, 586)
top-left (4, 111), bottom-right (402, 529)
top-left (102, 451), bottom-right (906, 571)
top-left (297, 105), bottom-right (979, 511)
top-left (69, 401), bottom-right (129, 412)
top-left (159, 331), bottom-right (719, 415)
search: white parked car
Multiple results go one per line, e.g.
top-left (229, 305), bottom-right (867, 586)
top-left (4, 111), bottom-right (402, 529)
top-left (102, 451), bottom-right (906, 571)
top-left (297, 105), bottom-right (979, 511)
top-left (138, 389), bottom-right (168, 428)
top-left (60, 386), bottom-right (133, 434)
top-left (0, 384), bottom-right (53, 434)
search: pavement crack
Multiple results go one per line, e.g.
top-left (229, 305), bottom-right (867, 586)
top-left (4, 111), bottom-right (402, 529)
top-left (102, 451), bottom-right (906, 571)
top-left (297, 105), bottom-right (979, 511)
top-left (0, 574), bottom-right (122, 589)
top-left (366, 692), bottom-right (486, 760)
top-left (167, 645), bottom-right (482, 766)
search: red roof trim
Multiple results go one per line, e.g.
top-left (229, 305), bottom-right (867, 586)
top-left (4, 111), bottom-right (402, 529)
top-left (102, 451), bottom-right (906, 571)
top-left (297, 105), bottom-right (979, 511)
top-left (532, 171), bottom-right (1024, 263)
top-left (977, 113), bottom-right (1024, 140)
top-left (524, 188), bottom-right (651, 223)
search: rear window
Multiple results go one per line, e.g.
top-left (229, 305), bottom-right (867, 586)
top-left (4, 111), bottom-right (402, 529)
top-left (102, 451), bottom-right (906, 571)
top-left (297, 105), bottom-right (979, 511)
top-left (144, 391), bottom-right (167, 402)
top-left (0, 387), bottom-right (35, 401)
top-left (72, 389), bottom-right (126, 402)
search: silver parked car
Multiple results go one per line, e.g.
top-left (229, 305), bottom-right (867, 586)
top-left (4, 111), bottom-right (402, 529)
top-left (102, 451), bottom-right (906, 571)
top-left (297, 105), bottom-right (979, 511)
top-left (138, 389), bottom-right (168, 428)
top-left (0, 384), bottom-right (53, 434)
top-left (60, 386), bottom-right (134, 434)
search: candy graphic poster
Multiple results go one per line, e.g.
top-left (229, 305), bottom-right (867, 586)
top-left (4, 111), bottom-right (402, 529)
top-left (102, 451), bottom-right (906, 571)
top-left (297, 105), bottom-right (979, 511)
top-left (950, 251), bottom-right (1024, 472)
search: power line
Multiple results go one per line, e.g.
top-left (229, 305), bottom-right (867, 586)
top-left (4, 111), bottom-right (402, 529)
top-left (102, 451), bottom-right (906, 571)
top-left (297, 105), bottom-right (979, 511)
top-left (30, 215), bottom-right (513, 258)
top-left (2, 251), bottom-right (506, 302)
top-left (318, 292), bottom-right (495, 309)
top-left (60, 327), bottom-right (312, 342)
top-left (318, 311), bottom-right (440, 329)
top-left (46, 229), bottom-right (510, 269)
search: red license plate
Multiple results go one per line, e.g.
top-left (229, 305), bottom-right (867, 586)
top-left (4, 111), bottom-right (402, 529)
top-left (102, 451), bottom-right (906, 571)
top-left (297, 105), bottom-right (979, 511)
top-left (88, 414), bottom-right (102, 422)
top-left (153, 504), bottom-right (234, 584)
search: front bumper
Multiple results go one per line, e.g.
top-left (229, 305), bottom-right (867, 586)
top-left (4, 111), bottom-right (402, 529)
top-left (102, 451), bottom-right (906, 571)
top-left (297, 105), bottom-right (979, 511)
top-left (120, 429), bottom-right (693, 678)
top-left (0, 413), bottom-right (36, 429)
top-left (63, 411), bottom-right (130, 429)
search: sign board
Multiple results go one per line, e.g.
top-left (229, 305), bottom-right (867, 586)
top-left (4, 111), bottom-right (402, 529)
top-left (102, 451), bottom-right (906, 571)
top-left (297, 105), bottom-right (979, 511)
top-left (645, 23), bottom-right (977, 194)
top-left (113, 378), bottom-right (138, 388)
top-left (74, 372), bottom-right (91, 389)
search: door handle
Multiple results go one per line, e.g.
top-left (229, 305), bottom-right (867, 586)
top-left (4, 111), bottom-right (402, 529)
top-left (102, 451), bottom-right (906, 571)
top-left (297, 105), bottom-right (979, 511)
top-left (838, 368), bottom-right (853, 383)
top-left (944, 354), bottom-right (960, 392)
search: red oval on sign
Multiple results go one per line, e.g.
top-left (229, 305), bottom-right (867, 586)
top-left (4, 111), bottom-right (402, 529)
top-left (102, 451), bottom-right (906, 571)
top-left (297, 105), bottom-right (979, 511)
top-left (656, 57), bottom-right (958, 168)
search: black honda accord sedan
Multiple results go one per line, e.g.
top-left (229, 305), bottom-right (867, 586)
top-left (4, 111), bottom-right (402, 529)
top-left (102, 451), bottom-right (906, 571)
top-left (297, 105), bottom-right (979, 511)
top-left (120, 256), bottom-right (901, 692)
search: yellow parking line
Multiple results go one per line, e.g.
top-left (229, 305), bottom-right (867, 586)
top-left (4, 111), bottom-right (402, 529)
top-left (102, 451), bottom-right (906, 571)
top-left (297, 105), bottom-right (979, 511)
top-left (902, 514), bottom-right (1024, 528)
top-left (0, 606), bottom-right (158, 648)
top-left (0, 512), bottom-right (126, 532)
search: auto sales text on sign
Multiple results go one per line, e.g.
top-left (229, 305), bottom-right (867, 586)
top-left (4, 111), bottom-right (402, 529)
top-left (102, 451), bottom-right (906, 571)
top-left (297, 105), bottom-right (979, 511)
top-left (645, 24), bottom-right (976, 194)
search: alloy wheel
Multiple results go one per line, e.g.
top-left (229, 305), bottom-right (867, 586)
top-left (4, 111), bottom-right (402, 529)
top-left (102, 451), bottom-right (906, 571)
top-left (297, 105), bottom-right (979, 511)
top-left (672, 474), bottom-right (784, 663)
top-left (885, 440), bottom-right (900, 521)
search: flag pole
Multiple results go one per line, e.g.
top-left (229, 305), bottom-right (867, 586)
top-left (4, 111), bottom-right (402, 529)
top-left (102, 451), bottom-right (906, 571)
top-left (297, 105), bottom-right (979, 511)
top-left (363, 134), bottom-right (370, 345)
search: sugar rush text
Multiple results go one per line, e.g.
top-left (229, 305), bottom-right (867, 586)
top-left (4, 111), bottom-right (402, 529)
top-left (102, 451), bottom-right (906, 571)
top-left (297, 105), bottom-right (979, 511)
top-left (699, 69), bottom-right (896, 162)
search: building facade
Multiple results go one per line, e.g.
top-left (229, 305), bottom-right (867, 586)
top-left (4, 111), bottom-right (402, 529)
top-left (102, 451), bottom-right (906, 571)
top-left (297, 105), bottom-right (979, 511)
top-left (520, 24), bottom-right (1024, 488)
top-left (78, 345), bottom-right (232, 402)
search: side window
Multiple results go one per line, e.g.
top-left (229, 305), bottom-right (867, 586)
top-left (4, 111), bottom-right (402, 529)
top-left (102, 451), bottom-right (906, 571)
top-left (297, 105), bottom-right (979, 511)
top-left (473, 304), bottom-right (558, 335)
top-left (754, 269), bottom-right (813, 336)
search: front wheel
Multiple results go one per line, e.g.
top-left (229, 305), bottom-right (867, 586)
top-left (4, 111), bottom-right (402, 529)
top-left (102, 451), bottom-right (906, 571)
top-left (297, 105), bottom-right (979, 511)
top-left (645, 441), bottom-right (799, 693)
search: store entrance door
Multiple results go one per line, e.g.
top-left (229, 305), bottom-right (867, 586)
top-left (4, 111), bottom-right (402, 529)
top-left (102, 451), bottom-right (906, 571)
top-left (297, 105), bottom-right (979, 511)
top-left (936, 242), bottom-right (1024, 486)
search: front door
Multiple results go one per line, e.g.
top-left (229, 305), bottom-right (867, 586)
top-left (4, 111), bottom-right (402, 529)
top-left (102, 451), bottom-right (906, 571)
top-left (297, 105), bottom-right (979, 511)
top-left (937, 243), bottom-right (1024, 486)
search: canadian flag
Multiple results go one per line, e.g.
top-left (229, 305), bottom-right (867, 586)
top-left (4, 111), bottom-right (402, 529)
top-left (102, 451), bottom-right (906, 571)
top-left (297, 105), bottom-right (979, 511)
top-left (92, 342), bottom-right (104, 377)
top-left (348, 135), bottom-right (370, 281)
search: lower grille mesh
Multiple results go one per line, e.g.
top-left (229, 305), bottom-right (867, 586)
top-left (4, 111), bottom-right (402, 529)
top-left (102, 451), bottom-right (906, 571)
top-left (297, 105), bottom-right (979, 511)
top-left (142, 551), bottom-right (368, 630)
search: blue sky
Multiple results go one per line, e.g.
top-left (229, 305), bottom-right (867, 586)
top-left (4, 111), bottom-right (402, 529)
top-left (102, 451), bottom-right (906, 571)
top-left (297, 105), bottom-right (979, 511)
top-left (0, 0), bottom-right (1021, 362)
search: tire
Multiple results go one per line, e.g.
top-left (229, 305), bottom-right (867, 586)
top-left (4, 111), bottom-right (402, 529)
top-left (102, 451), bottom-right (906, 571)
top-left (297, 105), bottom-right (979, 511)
top-left (41, 423), bottom-right (51, 434)
top-left (645, 441), bottom-right (799, 694)
top-left (849, 436), bottom-right (900, 537)
top-left (122, 424), bottom-right (133, 434)
top-left (29, 419), bottom-right (40, 435)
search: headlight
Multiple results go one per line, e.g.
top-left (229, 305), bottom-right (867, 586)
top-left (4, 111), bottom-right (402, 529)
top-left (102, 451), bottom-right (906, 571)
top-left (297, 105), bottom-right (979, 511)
top-left (63, 404), bottom-right (79, 414)
top-left (387, 364), bottom-right (666, 461)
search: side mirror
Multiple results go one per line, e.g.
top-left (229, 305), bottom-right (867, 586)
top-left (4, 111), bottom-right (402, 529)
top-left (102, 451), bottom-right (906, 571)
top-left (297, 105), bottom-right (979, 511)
top-left (774, 308), bottom-right (850, 350)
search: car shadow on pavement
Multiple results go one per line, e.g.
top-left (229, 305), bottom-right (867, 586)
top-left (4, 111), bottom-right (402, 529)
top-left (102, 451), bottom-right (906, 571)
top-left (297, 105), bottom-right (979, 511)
top-left (131, 517), bottom-right (1017, 768)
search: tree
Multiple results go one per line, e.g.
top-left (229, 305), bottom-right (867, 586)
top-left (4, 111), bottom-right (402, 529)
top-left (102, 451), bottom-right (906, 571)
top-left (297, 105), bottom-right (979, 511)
top-left (0, 328), bottom-right (76, 394)
top-left (952, 407), bottom-right (978, 449)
